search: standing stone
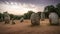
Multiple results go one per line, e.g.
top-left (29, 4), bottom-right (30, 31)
top-left (49, 12), bottom-right (59, 25)
top-left (30, 13), bottom-right (40, 26)
top-left (41, 12), bottom-right (45, 21)
top-left (12, 18), bottom-right (15, 24)
top-left (4, 12), bottom-right (10, 24)
top-left (20, 17), bottom-right (24, 23)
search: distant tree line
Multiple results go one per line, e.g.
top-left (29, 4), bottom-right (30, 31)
top-left (0, 10), bottom-right (35, 22)
top-left (0, 3), bottom-right (60, 22)
top-left (44, 3), bottom-right (60, 18)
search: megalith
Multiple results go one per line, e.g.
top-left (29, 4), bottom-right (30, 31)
top-left (3, 12), bottom-right (10, 24)
top-left (49, 12), bottom-right (59, 25)
top-left (30, 13), bottom-right (40, 26)
top-left (12, 18), bottom-right (15, 24)
top-left (20, 17), bottom-right (24, 23)
top-left (41, 12), bottom-right (45, 21)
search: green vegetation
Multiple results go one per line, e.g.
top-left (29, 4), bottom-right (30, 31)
top-left (44, 3), bottom-right (60, 18)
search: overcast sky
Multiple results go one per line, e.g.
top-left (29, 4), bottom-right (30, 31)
top-left (0, 0), bottom-right (60, 15)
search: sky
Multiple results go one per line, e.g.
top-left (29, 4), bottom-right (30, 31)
top-left (0, 0), bottom-right (60, 15)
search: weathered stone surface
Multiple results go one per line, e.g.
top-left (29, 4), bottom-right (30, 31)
top-left (20, 17), bottom-right (24, 22)
top-left (4, 12), bottom-right (10, 24)
top-left (49, 12), bottom-right (59, 25)
top-left (41, 12), bottom-right (45, 21)
top-left (12, 18), bottom-right (15, 24)
top-left (30, 13), bottom-right (40, 26)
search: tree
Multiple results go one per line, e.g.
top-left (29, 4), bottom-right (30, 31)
top-left (9, 14), bottom-right (14, 20)
top-left (44, 5), bottom-right (56, 18)
top-left (23, 10), bottom-right (34, 19)
top-left (0, 13), bottom-right (4, 22)
top-left (56, 3), bottom-right (60, 17)
top-left (37, 12), bottom-right (41, 18)
top-left (27, 11), bottom-right (34, 19)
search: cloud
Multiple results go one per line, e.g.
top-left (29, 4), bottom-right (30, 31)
top-left (0, 1), bottom-right (44, 15)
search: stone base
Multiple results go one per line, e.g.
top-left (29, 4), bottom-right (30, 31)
top-left (31, 21), bottom-right (40, 26)
top-left (12, 22), bottom-right (15, 24)
top-left (5, 21), bottom-right (10, 24)
top-left (50, 23), bottom-right (59, 25)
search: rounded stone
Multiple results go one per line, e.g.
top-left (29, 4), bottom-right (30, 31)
top-left (49, 12), bottom-right (59, 25)
top-left (30, 13), bottom-right (40, 26)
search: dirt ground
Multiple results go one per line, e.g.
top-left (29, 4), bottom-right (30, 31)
top-left (0, 19), bottom-right (60, 34)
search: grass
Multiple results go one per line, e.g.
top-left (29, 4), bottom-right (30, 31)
top-left (0, 19), bottom-right (60, 34)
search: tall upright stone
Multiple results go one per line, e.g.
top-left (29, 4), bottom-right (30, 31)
top-left (30, 13), bottom-right (40, 26)
top-left (3, 12), bottom-right (10, 24)
top-left (41, 12), bottom-right (45, 21)
top-left (20, 17), bottom-right (24, 23)
top-left (49, 12), bottom-right (59, 25)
